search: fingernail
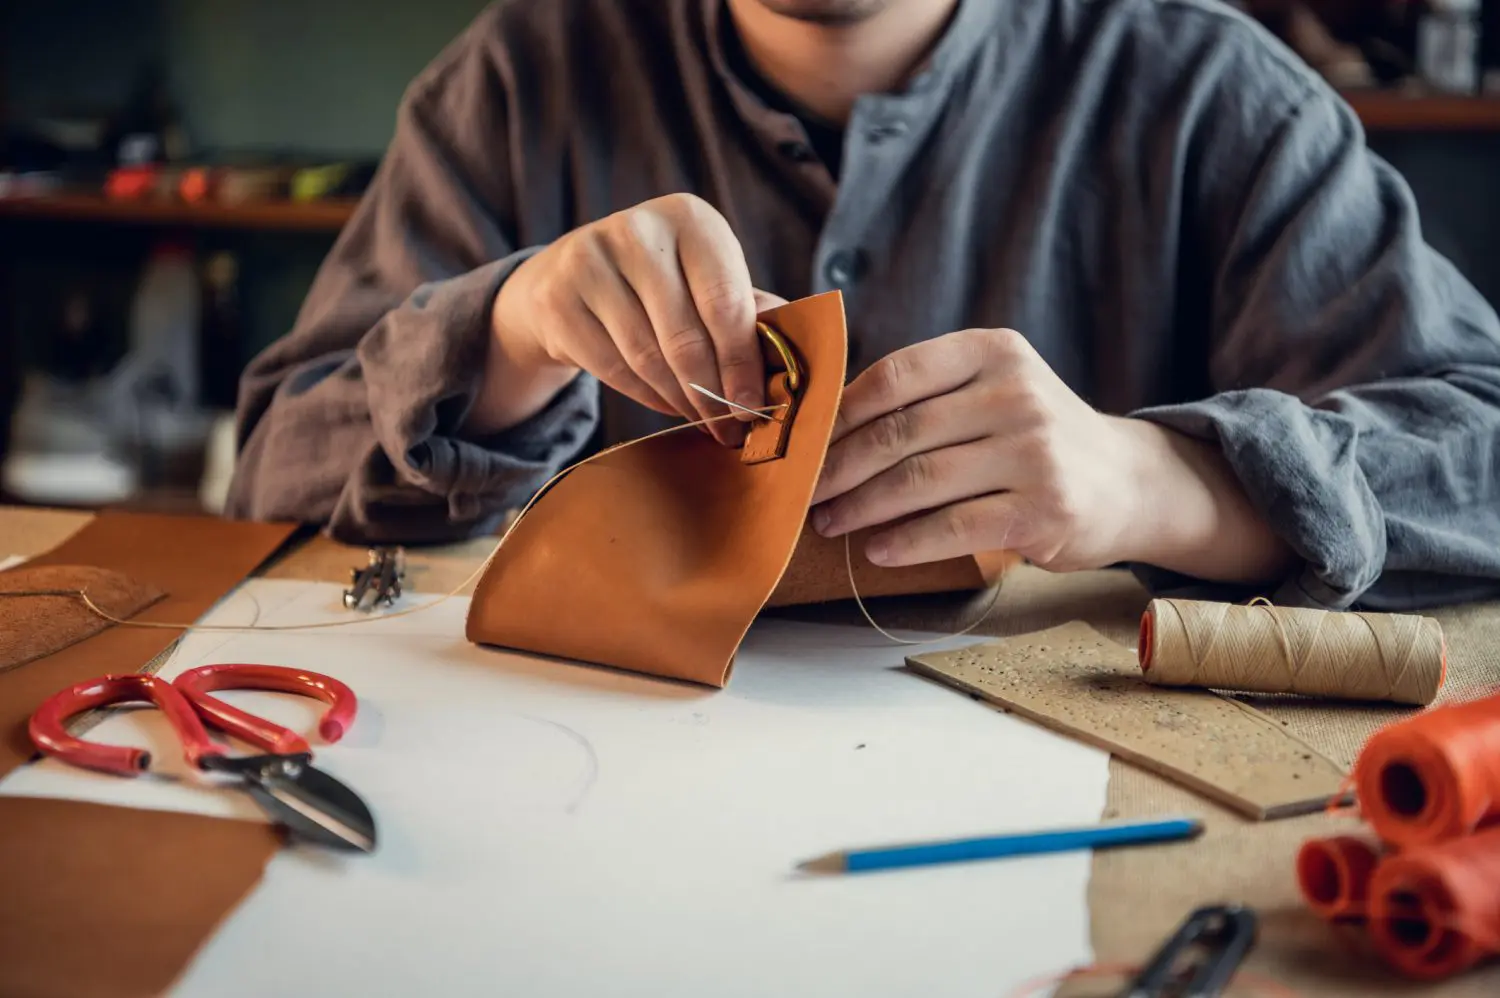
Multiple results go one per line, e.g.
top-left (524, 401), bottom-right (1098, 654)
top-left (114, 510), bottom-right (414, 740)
top-left (813, 507), bottom-right (833, 536)
top-left (867, 538), bottom-right (890, 565)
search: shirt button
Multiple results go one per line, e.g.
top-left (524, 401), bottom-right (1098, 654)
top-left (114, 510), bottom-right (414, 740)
top-left (866, 121), bottom-right (908, 145)
top-left (824, 250), bottom-right (864, 288)
top-left (777, 140), bottom-right (817, 163)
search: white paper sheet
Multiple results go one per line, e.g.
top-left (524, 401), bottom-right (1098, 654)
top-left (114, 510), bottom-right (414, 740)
top-left (0, 554), bottom-right (27, 572)
top-left (0, 579), bottom-right (1110, 997)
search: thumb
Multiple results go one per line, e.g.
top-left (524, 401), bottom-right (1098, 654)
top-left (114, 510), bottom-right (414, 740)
top-left (752, 288), bottom-right (789, 313)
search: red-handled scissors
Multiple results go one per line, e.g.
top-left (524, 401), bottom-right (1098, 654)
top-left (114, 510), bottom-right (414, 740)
top-left (28, 663), bottom-right (377, 853)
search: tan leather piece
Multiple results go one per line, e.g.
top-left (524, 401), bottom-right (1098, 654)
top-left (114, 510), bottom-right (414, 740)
top-left (0, 565), bottom-right (167, 676)
top-left (0, 511), bottom-right (297, 776)
top-left (468, 292), bottom-right (853, 686)
top-left (0, 507), bottom-right (92, 559)
top-left (768, 523), bottom-right (987, 607)
top-left (740, 369), bottom-right (798, 464)
top-left (0, 797), bottom-right (279, 998)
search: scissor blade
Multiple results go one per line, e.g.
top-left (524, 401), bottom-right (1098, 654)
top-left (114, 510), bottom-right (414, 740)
top-left (215, 754), bottom-right (378, 852)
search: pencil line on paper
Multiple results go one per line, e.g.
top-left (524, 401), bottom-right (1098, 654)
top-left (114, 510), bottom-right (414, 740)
top-left (521, 714), bottom-right (600, 815)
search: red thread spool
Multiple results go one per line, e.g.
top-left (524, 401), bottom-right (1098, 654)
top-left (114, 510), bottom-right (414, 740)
top-left (1296, 835), bottom-right (1382, 922)
top-left (1368, 825), bottom-right (1500, 979)
top-left (1353, 692), bottom-right (1500, 849)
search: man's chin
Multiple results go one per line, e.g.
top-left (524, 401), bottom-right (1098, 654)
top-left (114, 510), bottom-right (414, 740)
top-left (749, 0), bottom-right (892, 26)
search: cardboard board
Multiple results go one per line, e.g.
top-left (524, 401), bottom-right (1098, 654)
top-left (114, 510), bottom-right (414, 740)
top-left (907, 622), bottom-right (1350, 820)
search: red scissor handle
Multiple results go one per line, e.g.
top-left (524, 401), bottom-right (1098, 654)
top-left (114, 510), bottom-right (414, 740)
top-left (173, 664), bottom-right (356, 754)
top-left (28, 674), bottom-right (225, 777)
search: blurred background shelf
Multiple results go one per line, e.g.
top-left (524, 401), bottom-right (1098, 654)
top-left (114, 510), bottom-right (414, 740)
top-left (0, 193), bottom-right (358, 232)
top-left (1347, 93), bottom-right (1500, 132)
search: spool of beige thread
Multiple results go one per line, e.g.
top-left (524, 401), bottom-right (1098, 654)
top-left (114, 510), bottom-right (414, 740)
top-left (1137, 598), bottom-right (1446, 706)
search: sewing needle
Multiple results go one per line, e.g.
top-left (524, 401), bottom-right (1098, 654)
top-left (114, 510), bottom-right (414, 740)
top-left (688, 383), bottom-right (777, 420)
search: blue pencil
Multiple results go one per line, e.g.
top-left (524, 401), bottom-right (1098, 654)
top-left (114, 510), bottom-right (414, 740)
top-left (798, 815), bottom-right (1204, 874)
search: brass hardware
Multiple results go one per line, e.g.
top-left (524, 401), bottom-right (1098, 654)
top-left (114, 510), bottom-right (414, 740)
top-left (741, 321), bottom-right (805, 465)
top-left (757, 322), bottom-right (802, 394)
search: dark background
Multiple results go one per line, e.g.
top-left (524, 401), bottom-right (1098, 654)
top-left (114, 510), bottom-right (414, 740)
top-left (2, 0), bottom-right (1498, 513)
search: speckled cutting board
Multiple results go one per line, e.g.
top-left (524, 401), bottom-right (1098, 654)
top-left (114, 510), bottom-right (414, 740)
top-left (906, 621), bottom-right (1350, 820)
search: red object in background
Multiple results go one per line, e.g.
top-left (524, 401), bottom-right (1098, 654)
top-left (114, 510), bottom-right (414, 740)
top-left (179, 167), bottom-right (218, 203)
top-left (1297, 834), bottom-right (1385, 922)
top-left (104, 165), bottom-right (161, 200)
top-left (1353, 692), bottom-right (1500, 850)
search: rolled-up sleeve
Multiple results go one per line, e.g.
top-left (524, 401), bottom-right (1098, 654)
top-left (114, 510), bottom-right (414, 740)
top-left (1130, 63), bottom-right (1500, 611)
top-left (225, 15), bottom-right (598, 545)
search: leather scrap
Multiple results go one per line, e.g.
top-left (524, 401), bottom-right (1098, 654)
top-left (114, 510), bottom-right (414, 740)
top-left (0, 796), bottom-right (279, 998)
top-left (0, 512), bottom-right (294, 998)
top-left (0, 565), bottom-right (167, 676)
top-left (0, 511), bottom-right (296, 777)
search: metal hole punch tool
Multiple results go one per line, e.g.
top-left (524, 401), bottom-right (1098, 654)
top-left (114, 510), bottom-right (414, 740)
top-left (344, 546), bottom-right (404, 611)
top-left (1119, 904), bottom-right (1258, 998)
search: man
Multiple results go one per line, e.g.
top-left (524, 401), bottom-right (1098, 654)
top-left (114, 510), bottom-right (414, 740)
top-left (227, 0), bottom-right (1500, 612)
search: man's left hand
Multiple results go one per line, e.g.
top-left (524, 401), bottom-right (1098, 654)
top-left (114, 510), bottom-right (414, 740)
top-left (809, 327), bottom-right (1297, 584)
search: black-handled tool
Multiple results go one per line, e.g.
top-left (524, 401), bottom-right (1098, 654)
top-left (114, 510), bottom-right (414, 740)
top-left (1118, 904), bottom-right (1257, 998)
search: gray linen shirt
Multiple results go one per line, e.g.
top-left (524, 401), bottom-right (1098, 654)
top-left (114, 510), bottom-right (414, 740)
top-left (226, 0), bottom-right (1500, 612)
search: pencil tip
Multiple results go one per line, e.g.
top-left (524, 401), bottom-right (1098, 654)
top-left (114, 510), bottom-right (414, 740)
top-left (796, 855), bottom-right (845, 875)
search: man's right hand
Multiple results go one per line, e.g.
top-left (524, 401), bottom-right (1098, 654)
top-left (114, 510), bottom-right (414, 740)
top-left (469, 194), bottom-right (776, 445)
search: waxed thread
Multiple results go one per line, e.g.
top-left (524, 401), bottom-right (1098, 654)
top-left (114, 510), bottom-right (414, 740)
top-left (1250, 596), bottom-right (1300, 688)
top-left (1296, 835), bottom-right (1500, 972)
top-left (1305, 887), bottom-right (1500, 967)
top-left (6, 404), bottom-right (1000, 649)
top-left (1146, 598), bottom-right (1441, 705)
top-left (1297, 861), bottom-right (1500, 951)
top-left (1302, 698), bottom-right (1500, 978)
top-left (842, 531), bottom-right (1002, 645)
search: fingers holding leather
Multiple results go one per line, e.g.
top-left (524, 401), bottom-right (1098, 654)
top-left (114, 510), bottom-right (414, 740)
top-left (612, 198), bottom-right (754, 443)
top-left (866, 493), bottom-right (1031, 568)
top-left (561, 304), bottom-right (677, 416)
top-left (614, 240), bottom-right (733, 437)
top-left (831, 333), bottom-right (986, 444)
top-left (580, 265), bottom-right (699, 422)
top-left (812, 393), bottom-right (985, 505)
top-left (676, 211), bottom-right (762, 422)
top-left (814, 438), bottom-right (1012, 539)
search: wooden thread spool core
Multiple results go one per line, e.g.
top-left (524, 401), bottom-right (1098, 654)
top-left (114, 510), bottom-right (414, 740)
top-left (1138, 598), bottom-right (1445, 706)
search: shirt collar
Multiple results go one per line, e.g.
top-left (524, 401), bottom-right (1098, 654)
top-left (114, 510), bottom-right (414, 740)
top-left (700, 0), bottom-right (1007, 120)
